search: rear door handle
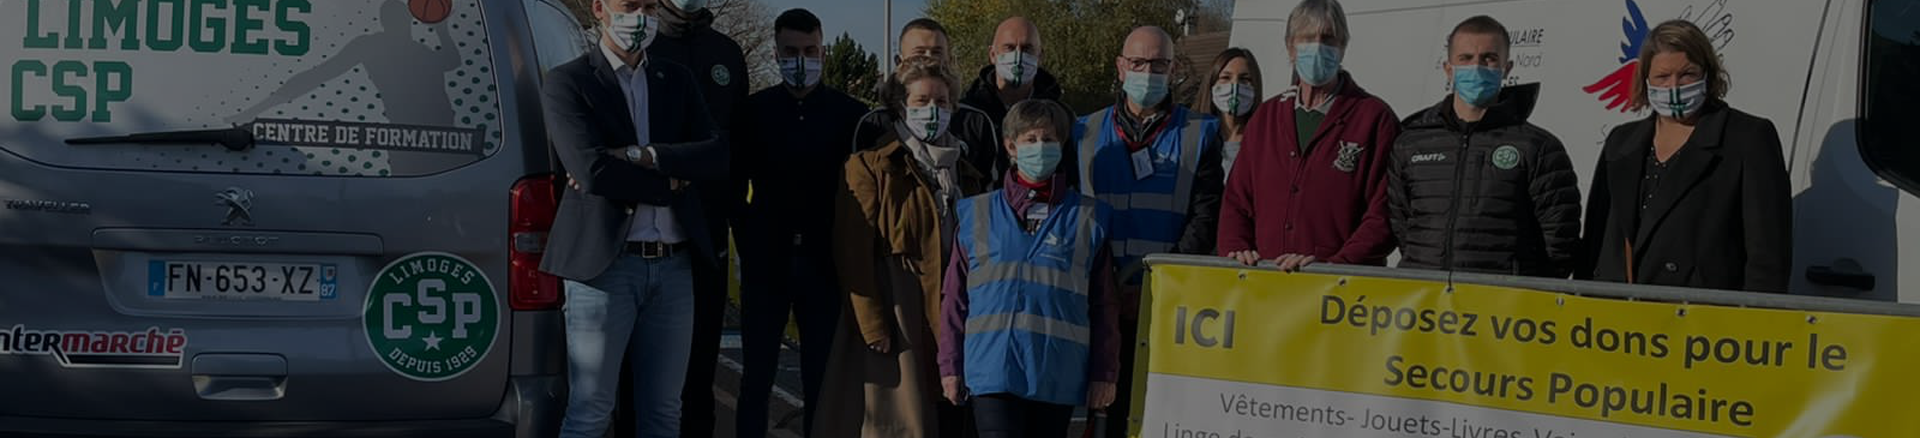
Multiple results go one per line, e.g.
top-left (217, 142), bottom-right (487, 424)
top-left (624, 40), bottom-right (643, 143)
top-left (1806, 265), bottom-right (1875, 290)
top-left (192, 354), bottom-right (288, 401)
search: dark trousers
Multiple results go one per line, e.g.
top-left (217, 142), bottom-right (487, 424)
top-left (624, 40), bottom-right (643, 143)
top-left (1104, 318), bottom-right (1140, 438)
top-left (738, 236), bottom-right (840, 438)
top-left (973, 395), bottom-right (1074, 438)
top-left (679, 243), bottom-right (727, 437)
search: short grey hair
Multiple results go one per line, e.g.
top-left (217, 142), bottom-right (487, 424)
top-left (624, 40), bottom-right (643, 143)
top-left (1287, 0), bottom-right (1351, 47)
top-left (1001, 100), bottom-right (1072, 143)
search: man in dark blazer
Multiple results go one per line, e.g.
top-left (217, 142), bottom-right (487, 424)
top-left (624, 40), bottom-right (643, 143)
top-left (539, 0), bottom-right (725, 436)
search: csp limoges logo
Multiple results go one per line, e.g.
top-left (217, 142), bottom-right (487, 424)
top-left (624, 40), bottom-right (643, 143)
top-left (363, 252), bottom-right (498, 382)
top-left (1582, 0), bottom-right (1735, 112)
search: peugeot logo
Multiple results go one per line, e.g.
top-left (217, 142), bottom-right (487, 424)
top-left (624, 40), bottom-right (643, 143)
top-left (215, 187), bottom-right (254, 226)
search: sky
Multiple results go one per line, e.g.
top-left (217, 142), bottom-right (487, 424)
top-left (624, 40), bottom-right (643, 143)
top-left (758, 0), bottom-right (930, 58)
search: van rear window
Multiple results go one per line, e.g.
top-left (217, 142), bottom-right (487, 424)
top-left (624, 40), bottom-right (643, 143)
top-left (0, 0), bottom-right (503, 177)
top-left (1864, 0), bottom-right (1920, 193)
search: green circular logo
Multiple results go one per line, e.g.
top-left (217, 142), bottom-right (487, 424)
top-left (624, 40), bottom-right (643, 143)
top-left (362, 252), bottom-right (499, 382)
top-left (1492, 145), bottom-right (1522, 170)
top-left (712, 65), bottom-right (732, 87)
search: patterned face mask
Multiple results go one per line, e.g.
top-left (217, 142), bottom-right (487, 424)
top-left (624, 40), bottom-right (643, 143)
top-left (995, 50), bottom-right (1039, 88)
top-left (779, 56), bottom-right (823, 88)
top-left (1647, 80), bottom-right (1708, 118)
top-left (1211, 82), bottom-right (1257, 116)
top-left (603, 7), bottom-right (655, 54)
top-left (905, 104), bottom-right (951, 143)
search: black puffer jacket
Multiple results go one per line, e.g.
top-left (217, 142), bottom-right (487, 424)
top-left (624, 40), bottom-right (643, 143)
top-left (1387, 83), bottom-right (1582, 277)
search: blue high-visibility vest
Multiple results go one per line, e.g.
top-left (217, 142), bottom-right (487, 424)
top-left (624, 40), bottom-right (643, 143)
top-left (954, 190), bottom-right (1110, 406)
top-left (1073, 106), bottom-right (1217, 285)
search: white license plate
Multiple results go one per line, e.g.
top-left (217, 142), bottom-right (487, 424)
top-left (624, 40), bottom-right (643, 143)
top-left (147, 261), bottom-right (338, 301)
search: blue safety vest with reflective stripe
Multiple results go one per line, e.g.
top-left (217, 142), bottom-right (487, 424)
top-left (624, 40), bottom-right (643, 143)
top-left (954, 190), bottom-right (1110, 406)
top-left (1073, 106), bottom-right (1217, 284)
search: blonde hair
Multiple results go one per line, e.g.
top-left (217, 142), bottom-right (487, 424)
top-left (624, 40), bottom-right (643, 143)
top-left (1630, 20), bottom-right (1730, 111)
top-left (885, 55), bottom-right (959, 115)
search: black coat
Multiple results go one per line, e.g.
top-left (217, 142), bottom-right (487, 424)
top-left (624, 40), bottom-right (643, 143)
top-left (538, 50), bottom-right (727, 280)
top-left (1389, 84), bottom-right (1582, 277)
top-left (649, 11), bottom-right (750, 241)
top-left (737, 86), bottom-right (871, 256)
top-left (959, 64), bottom-right (1075, 184)
top-left (1579, 102), bottom-right (1792, 293)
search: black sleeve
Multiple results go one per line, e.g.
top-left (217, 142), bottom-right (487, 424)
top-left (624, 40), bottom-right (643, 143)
top-left (1176, 127), bottom-right (1226, 255)
top-left (651, 69), bottom-right (727, 184)
top-left (732, 97), bottom-right (758, 221)
top-left (1740, 119), bottom-right (1793, 293)
top-left (1530, 133), bottom-right (1584, 279)
top-left (959, 107), bottom-right (1004, 181)
top-left (851, 110), bottom-right (889, 153)
top-left (1575, 155), bottom-right (1611, 281)
top-left (726, 58), bottom-right (753, 222)
top-left (1387, 139), bottom-right (1411, 251)
top-left (540, 69), bottom-right (671, 204)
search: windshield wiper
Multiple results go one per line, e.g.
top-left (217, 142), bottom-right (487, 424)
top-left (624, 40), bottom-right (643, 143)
top-left (66, 127), bottom-right (255, 151)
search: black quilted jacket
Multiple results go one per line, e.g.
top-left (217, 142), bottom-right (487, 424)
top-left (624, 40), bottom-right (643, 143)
top-left (1387, 83), bottom-right (1582, 277)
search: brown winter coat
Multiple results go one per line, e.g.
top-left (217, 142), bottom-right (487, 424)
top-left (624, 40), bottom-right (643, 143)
top-left (811, 138), bottom-right (988, 438)
top-left (833, 139), bottom-right (990, 344)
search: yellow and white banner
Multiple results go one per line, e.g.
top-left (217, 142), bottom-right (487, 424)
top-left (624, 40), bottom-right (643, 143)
top-left (1133, 263), bottom-right (1920, 438)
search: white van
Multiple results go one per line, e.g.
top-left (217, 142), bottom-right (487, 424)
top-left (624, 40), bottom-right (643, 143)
top-left (1231, 0), bottom-right (1918, 302)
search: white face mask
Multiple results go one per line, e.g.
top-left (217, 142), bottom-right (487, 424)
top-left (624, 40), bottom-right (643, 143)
top-left (1211, 82), bottom-right (1257, 117)
top-left (780, 56), bottom-right (823, 88)
top-left (1647, 80), bottom-right (1708, 118)
top-left (669, 0), bottom-right (707, 13)
top-left (603, 7), bottom-right (656, 54)
top-left (994, 50), bottom-right (1039, 88)
top-left (904, 104), bottom-right (951, 143)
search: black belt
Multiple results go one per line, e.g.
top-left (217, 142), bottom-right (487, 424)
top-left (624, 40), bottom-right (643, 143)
top-left (624, 241), bottom-right (684, 259)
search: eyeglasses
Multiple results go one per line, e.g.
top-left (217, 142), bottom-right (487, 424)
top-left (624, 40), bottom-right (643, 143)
top-left (1121, 57), bottom-right (1174, 73)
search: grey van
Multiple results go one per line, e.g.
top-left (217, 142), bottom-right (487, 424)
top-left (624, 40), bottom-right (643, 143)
top-left (0, 0), bottom-right (590, 436)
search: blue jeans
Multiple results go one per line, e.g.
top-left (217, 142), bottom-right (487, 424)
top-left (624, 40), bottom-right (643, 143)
top-left (559, 253), bottom-right (696, 438)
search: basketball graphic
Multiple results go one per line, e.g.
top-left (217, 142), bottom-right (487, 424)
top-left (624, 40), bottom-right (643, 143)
top-left (409, 0), bottom-right (452, 24)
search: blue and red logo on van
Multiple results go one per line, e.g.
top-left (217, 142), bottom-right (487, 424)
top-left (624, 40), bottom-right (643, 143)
top-left (1582, 0), bottom-right (1650, 112)
top-left (0, 325), bottom-right (188, 369)
top-left (1583, 0), bottom-right (1736, 112)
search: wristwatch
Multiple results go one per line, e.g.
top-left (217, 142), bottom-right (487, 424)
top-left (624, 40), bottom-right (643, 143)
top-left (624, 145), bottom-right (645, 163)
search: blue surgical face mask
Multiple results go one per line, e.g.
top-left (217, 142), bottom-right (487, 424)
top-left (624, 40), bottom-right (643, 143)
top-left (1452, 64), bottom-right (1504, 108)
top-left (1293, 43), bottom-right (1343, 86)
top-left (1122, 71), bottom-right (1169, 108)
top-left (1015, 141), bottom-right (1064, 180)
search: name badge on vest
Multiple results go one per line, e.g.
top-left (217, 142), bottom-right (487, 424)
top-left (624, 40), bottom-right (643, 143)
top-left (1024, 203), bottom-right (1050, 233)
top-left (1131, 149), bottom-right (1154, 180)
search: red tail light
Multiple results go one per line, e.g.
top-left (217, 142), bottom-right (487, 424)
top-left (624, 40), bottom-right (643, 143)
top-left (509, 174), bottom-right (563, 310)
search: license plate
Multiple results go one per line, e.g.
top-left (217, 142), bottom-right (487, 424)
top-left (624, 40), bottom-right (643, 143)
top-left (147, 261), bottom-right (338, 301)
